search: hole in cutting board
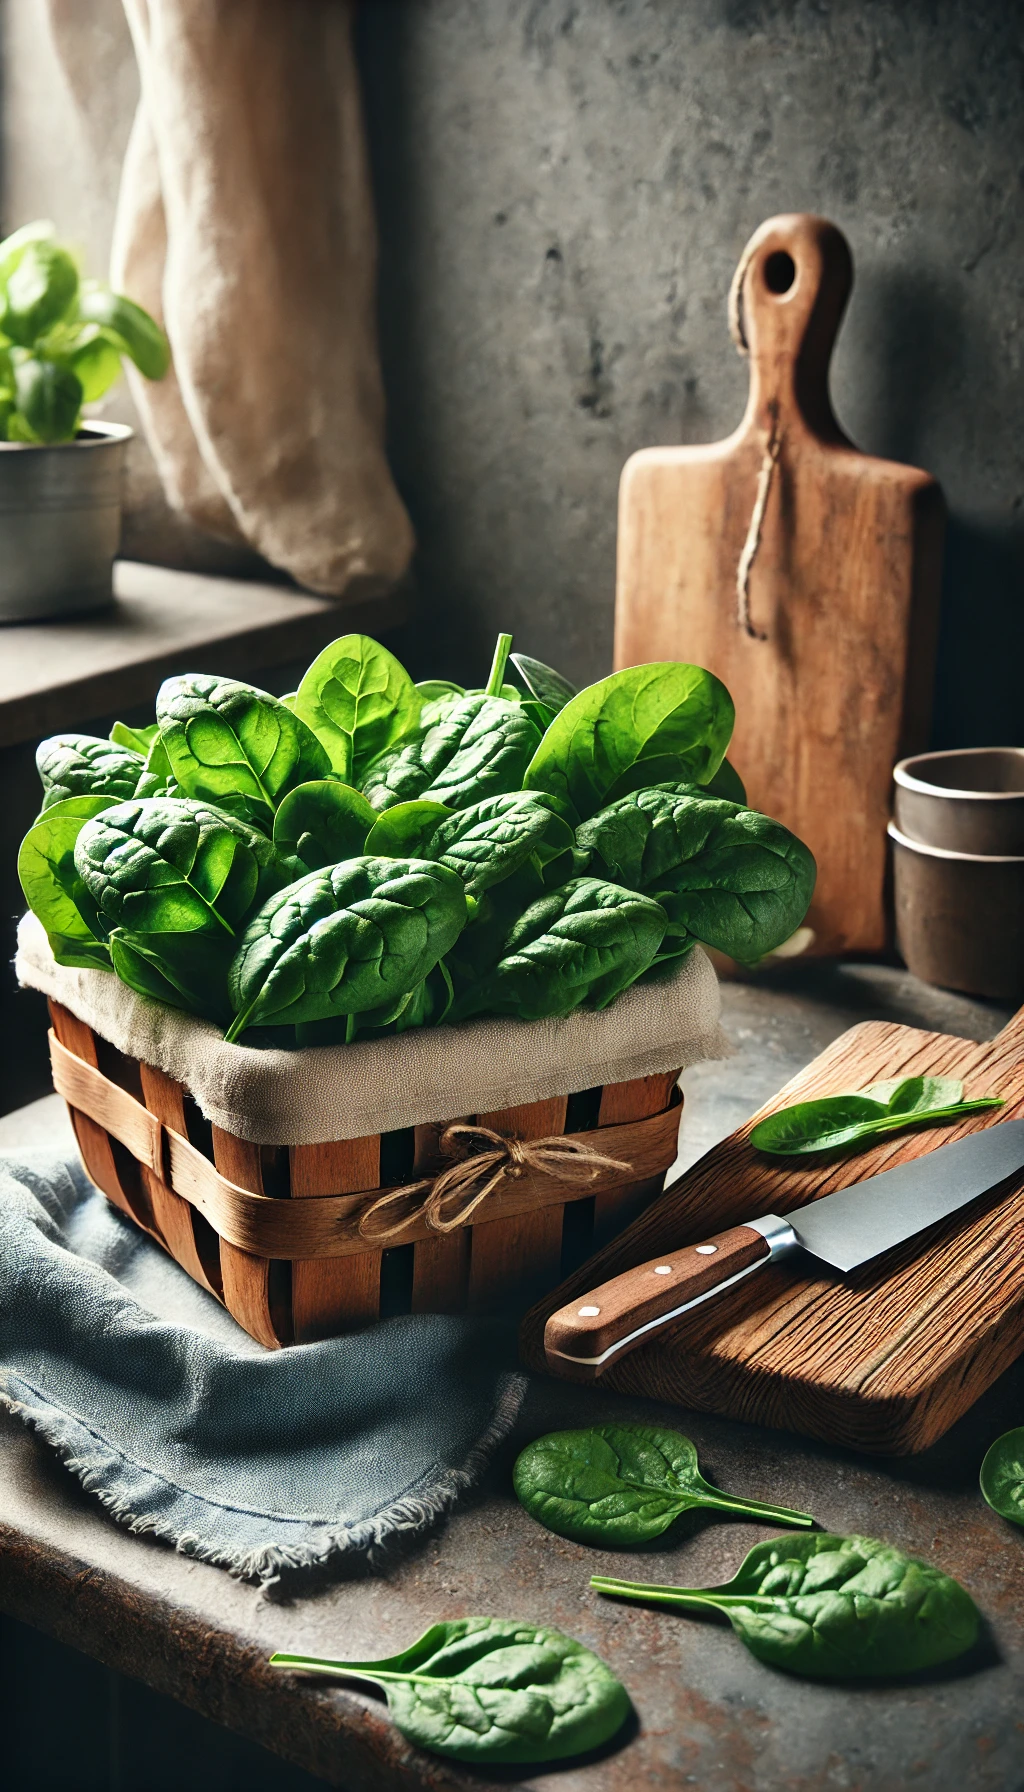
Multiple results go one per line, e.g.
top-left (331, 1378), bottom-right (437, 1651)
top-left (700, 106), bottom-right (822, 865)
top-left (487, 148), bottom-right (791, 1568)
top-left (763, 250), bottom-right (796, 294)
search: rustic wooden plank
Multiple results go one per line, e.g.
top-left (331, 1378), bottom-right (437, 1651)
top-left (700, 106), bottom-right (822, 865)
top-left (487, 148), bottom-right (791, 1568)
top-left (613, 214), bottom-right (944, 955)
top-left (592, 1071), bottom-right (681, 1251)
top-left (522, 1005), bottom-right (1024, 1454)
top-left (0, 560), bottom-right (410, 749)
top-left (289, 1138), bottom-right (382, 1339)
top-left (211, 1128), bottom-right (281, 1350)
top-left (467, 1098), bottom-right (568, 1314)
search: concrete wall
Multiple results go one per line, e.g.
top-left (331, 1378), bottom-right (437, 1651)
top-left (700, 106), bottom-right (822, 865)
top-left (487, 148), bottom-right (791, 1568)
top-left (4, 0), bottom-right (1022, 740)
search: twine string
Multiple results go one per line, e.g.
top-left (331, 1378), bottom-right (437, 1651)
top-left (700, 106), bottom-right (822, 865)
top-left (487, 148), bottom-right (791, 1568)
top-left (357, 1122), bottom-right (631, 1243)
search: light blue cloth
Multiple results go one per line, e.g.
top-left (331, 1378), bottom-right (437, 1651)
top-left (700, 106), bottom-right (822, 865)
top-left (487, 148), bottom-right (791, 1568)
top-left (0, 1150), bottom-right (524, 1586)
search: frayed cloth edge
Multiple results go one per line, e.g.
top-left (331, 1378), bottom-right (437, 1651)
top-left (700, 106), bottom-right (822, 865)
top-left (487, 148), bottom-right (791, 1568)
top-left (0, 1372), bottom-right (528, 1586)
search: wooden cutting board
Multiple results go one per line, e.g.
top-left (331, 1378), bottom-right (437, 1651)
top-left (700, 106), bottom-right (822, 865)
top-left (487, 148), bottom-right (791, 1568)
top-left (520, 1003), bottom-right (1024, 1455)
top-left (613, 213), bottom-right (946, 956)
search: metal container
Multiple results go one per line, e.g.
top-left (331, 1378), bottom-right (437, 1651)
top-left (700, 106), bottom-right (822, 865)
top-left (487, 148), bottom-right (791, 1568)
top-left (894, 747), bottom-right (1024, 856)
top-left (888, 821), bottom-right (1024, 1000)
top-left (0, 421), bottom-right (131, 623)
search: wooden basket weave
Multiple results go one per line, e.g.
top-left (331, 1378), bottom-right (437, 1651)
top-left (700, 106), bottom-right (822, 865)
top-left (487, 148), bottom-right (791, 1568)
top-left (47, 998), bottom-right (682, 1349)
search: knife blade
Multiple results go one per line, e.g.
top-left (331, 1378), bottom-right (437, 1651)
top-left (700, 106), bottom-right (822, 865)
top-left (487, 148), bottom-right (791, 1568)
top-left (544, 1117), bottom-right (1024, 1379)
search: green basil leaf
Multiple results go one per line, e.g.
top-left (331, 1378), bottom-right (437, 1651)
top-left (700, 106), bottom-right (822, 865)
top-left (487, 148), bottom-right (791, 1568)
top-left (270, 1618), bottom-right (630, 1765)
top-left (66, 326), bottom-right (123, 401)
top-left (510, 651), bottom-right (578, 715)
top-left (576, 785), bottom-right (816, 962)
top-left (75, 283), bottom-right (170, 380)
top-left (157, 673), bottom-right (331, 828)
top-left (225, 856), bottom-right (468, 1041)
top-left (751, 1090), bottom-right (1004, 1156)
top-left (109, 929), bottom-right (232, 1025)
top-left (110, 720), bottom-right (159, 755)
top-left (18, 794), bottom-right (118, 968)
top-left (37, 733), bottom-right (145, 810)
top-left (293, 634), bottom-right (421, 783)
top-left (272, 780), bottom-right (376, 871)
top-left (11, 354), bottom-right (83, 442)
top-left (980, 1428), bottom-right (1024, 1527)
top-left (1, 240), bottom-right (79, 345)
top-left (74, 798), bottom-right (294, 941)
top-left (361, 695), bottom-right (541, 814)
top-left (514, 1425), bottom-right (813, 1547)
top-left (524, 662), bottom-right (734, 820)
top-left (364, 800), bottom-right (454, 861)
top-left (592, 1533), bottom-right (979, 1679)
top-left (448, 876), bottom-right (666, 1022)
top-left (0, 219), bottom-right (56, 291)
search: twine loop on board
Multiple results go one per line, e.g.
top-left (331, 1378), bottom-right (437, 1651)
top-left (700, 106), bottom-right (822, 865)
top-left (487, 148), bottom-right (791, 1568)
top-left (728, 244), bottom-right (784, 641)
top-left (357, 1122), bottom-right (631, 1244)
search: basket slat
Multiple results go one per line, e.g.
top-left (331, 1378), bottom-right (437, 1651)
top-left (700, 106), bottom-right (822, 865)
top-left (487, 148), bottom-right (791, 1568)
top-left (410, 1121), bottom-right (472, 1314)
top-left (290, 1138), bottom-right (382, 1341)
top-left (212, 1128), bottom-right (281, 1350)
top-left (48, 1001), bottom-right (138, 1222)
top-left (592, 1070), bottom-right (681, 1250)
top-left (466, 1097), bottom-right (568, 1314)
top-left (137, 1062), bottom-right (222, 1297)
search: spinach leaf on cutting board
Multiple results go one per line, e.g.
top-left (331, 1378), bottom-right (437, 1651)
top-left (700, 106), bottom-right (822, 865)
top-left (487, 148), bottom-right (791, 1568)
top-left (514, 1425), bottom-right (813, 1546)
top-left (751, 1076), bottom-right (1004, 1156)
top-left (592, 1533), bottom-right (980, 1678)
top-left (980, 1428), bottom-right (1024, 1526)
top-left (270, 1617), bottom-right (630, 1765)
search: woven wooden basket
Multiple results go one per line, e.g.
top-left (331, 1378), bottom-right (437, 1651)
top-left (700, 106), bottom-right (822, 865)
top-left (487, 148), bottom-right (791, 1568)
top-left (47, 998), bottom-right (682, 1349)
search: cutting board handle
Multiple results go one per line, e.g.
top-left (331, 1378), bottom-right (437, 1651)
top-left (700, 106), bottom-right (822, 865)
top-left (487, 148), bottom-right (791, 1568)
top-left (732, 213), bottom-right (853, 441)
top-left (995, 1002), bottom-right (1024, 1050)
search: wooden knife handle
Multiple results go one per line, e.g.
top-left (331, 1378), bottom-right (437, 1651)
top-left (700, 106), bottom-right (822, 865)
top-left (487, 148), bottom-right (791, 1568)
top-left (543, 1224), bottom-right (773, 1382)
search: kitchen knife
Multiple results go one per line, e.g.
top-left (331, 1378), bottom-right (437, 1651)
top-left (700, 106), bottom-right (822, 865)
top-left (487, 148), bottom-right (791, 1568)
top-left (544, 1118), bottom-right (1024, 1379)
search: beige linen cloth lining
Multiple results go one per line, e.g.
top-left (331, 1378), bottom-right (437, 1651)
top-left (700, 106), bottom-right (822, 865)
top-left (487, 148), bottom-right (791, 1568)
top-left (17, 913), bottom-right (727, 1147)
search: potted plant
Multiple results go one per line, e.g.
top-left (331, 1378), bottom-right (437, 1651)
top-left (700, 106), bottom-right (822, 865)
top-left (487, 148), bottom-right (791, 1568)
top-left (0, 219), bottom-right (169, 622)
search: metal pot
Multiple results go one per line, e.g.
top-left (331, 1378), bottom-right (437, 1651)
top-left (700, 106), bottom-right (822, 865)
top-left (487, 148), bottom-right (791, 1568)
top-left (888, 820), bottom-right (1024, 1000)
top-left (0, 421), bottom-right (131, 623)
top-left (894, 747), bottom-right (1024, 856)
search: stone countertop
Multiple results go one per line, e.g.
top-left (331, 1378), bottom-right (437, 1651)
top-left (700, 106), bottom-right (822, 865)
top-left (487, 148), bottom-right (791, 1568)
top-left (1, 962), bottom-right (1022, 1792)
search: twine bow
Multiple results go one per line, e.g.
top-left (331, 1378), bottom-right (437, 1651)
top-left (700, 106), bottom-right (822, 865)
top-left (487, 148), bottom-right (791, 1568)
top-left (357, 1123), bottom-right (631, 1243)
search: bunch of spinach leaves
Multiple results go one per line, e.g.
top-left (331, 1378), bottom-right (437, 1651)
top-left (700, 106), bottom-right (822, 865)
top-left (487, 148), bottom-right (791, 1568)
top-left (19, 630), bottom-right (816, 1044)
top-left (270, 1617), bottom-right (630, 1765)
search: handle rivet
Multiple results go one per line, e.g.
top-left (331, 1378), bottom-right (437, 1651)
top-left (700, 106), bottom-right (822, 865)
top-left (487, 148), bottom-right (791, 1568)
top-left (578, 1304), bottom-right (600, 1317)
top-left (654, 1265), bottom-right (672, 1276)
top-left (695, 1244), bottom-right (718, 1256)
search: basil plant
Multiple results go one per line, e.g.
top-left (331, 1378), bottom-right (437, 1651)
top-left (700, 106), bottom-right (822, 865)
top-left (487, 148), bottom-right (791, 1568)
top-left (19, 630), bottom-right (817, 1048)
top-left (0, 220), bottom-right (169, 443)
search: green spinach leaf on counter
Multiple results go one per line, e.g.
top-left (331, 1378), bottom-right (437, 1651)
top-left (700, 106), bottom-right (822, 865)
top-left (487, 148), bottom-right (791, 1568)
top-left (980, 1428), bottom-right (1024, 1527)
top-left (293, 634), bottom-right (421, 783)
top-left (751, 1076), bottom-right (1003, 1156)
top-left (156, 673), bottom-right (330, 829)
top-left (270, 1618), bottom-right (630, 1765)
top-left (36, 732), bottom-right (145, 810)
top-left (514, 1425), bottom-right (814, 1546)
top-left (225, 856), bottom-right (467, 1041)
top-left (592, 1533), bottom-right (979, 1678)
top-left (272, 780), bottom-right (376, 871)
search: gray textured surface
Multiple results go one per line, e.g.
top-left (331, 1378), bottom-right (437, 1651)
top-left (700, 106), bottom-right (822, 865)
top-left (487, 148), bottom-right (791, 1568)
top-left (2, 964), bottom-right (1022, 1790)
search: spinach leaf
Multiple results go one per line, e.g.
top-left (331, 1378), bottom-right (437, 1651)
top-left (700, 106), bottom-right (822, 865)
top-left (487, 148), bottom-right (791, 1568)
top-left (272, 780), bottom-right (376, 871)
top-left (361, 695), bottom-right (541, 814)
top-left (225, 857), bottom-right (468, 1041)
top-left (37, 732), bottom-right (145, 810)
top-left (18, 794), bottom-right (117, 969)
top-left (74, 798), bottom-right (294, 941)
top-left (109, 720), bottom-right (159, 756)
top-left (514, 1425), bottom-right (813, 1546)
top-left (524, 662), bottom-right (734, 820)
top-left (980, 1429), bottom-right (1024, 1527)
top-left (510, 651), bottom-right (578, 716)
top-left (109, 929), bottom-right (232, 1025)
top-left (417, 680), bottom-right (465, 726)
top-left (447, 876), bottom-right (666, 1022)
top-left (702, 757), bottom-right (747, 804)
top-left (369, 791), bottom-right (574, 898)
top-left (156, 673), bottom-right (330, 828)
top-left (751, 1075), bottom-right (1004, 1156)
top-left (592, 1533), bottom-right (979, 1678)
top-left (576, 786), bottom-right (815, 962)
top-left (270, 1617), bottom-right (629, 1765)
top-left (293, 634), bottom-right (421, 783)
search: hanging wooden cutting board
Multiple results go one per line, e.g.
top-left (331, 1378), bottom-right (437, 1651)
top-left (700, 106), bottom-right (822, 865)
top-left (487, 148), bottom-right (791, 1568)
top-left (614, 214), bottom-right (946, 955)
top-left (520, 1002), bottom-right (1024, 1456)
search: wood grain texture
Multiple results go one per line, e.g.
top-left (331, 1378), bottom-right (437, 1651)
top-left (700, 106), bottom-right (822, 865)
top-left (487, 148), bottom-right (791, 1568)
top-left (467, 1098), bottom-right (569, 1314)
top-left (409, 1120), bottom-right (472, 1314)
top-left (593, 1072), bottom-right (680, 1251)
top-left (137, 1061), bottom-right (222, 1296)
top-left (289, 1137), bottom-right (382, 1340)
top-left (522, 1004), bottom-right (1024, 1455)
top-left (211, 1128), bottom-right (280, 1350)
top-left (613, 213), bottom-right (945, 955)
top-left (48, 1002), bottom-right (138, 1223)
